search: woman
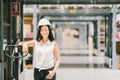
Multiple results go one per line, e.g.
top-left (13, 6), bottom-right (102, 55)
top-left (19, 18), bottom-right (60, 80)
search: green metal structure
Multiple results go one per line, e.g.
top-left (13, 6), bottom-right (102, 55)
top-left (0, 0), bottom-right (4, 80)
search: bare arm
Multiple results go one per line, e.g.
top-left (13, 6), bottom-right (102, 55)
top-left (19, 40), bottom-right (35, 47)
top-left (18, 40), bottom-right (35, 53)
top-left (53, 43), bottom-right (60, 73)
top-left (46, 43), bottom-right (60, 79)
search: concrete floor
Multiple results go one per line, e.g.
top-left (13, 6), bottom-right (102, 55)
top-left (19, 68), bottom-right (120, 80)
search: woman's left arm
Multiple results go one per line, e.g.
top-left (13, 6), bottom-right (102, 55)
top-left (53, 43), bottom-right (61, 73)
top-left (46, 43), bottom-right (60, 79)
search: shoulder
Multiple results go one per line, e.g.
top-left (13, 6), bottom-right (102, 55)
top-left (51, 40), bottom-right (57, 45)
top-left (49, 40), bottom-right (58, 48)
top-left (34, 40), bottom-right (40, 45)
top-left (51, 41), bottom-right (59, 49)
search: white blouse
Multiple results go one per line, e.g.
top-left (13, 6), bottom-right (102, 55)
top-left (33, 40), bottom-right (56, 70)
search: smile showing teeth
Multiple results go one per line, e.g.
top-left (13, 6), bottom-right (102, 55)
top-left (42, 34), bottom-right (48, 37)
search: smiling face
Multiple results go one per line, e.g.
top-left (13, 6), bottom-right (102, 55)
top-left (36, 25), bottom-right (54, 42)
top-left (40, 25), bottom-right (49, 39)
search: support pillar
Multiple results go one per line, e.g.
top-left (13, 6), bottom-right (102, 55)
top-left (33, 5), bottom-right (37, 39)
top-left (97, 20), bottom-right (101, 55)
top-left (111, 5), bottom-right (117, 69)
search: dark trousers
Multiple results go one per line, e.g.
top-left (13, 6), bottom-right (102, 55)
top-left (34, 67), bottom-right (56, 80)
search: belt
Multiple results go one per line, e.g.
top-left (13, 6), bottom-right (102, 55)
top-left (35, 67), bottom-right (54, 72)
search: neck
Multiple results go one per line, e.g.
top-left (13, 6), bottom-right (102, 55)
top-left (42, 38), bottom-right (48, 43)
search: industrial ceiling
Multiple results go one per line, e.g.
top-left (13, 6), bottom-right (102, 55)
top-left (23, 0), bottom-right (120, 4)
top-left (22, 0), bottom-right (120, 25)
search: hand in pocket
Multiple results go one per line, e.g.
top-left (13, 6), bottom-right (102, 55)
top-left (46, 71), bottom-right (55, 79)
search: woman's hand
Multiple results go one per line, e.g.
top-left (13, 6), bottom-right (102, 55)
top-left (18, 42), bottom-right (28, 53)
top-left (22, 44), bottom-right (28, 53)
top-left (18, 40), bottom-right (35, 54)
top-left (46, 71), bottom-right (55, 79)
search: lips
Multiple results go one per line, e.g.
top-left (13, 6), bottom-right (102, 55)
top-left (42, 34), bottom-right (48, 38)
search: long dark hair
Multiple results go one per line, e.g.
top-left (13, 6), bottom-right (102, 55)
top-left (36, 25), bottom-right (54, 42)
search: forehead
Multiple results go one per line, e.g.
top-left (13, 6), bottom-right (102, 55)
top-left (41, 25), bottom-right (49, 29)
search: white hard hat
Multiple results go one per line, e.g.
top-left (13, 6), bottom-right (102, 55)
top-left (37, 18), bottom-right (51, 28)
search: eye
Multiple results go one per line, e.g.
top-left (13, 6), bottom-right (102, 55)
top-left (44, 29), bottom-right (48, 31)
top-left (40, 30), bottom-right (44, 32)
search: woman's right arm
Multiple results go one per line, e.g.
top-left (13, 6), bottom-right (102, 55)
top-left (18, 40), bottom-right (35, 53)
top-left (19, 40), bottom-right (35, 47)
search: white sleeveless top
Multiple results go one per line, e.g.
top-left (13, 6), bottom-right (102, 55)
top-left (33, 40), bottom-right (56, 70)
